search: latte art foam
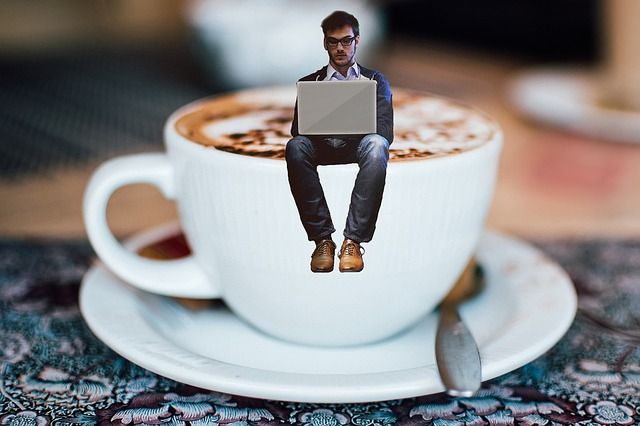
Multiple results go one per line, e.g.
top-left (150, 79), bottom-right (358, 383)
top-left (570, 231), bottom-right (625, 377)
top-left (174, 87), bottom-right (498, 160)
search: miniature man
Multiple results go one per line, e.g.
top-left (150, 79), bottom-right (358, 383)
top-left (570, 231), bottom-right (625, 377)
top-left (286, 10), bottom-right (394, 273)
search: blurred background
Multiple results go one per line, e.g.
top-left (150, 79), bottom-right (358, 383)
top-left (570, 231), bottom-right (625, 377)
top-left (0, 0), bottom-right (638, 239)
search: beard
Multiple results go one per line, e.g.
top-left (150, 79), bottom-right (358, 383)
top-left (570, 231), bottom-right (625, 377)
top-left (331, 49), bottom-right (355, 67)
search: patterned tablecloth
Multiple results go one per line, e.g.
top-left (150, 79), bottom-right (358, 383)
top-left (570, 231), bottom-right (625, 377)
top-left (0, 237), bottom-right (639, 425)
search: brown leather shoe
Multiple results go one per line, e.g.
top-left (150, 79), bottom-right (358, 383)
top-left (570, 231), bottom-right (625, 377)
top-left (338, 239), bottom-right (365, 272)
top-left (310, 239), bottom-right (336, 272)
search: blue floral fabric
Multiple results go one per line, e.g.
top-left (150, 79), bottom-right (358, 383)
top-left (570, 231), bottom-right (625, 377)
top-left (0, 239), bottom-right (639, 425)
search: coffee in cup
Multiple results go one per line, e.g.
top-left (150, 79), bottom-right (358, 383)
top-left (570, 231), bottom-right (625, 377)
top-left (173, 87), bottom-right (496, 160)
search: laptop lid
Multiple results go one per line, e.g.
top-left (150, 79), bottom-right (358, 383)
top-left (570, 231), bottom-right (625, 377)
top-left (296, 80), bottom-right (377, 135)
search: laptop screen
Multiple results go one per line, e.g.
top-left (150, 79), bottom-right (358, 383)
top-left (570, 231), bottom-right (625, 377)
top-left (297, 80), bottom-right (377, 135)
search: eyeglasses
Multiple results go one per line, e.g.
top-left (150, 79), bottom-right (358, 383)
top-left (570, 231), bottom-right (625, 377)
top-left (325, 36), bottom-right (356, 48)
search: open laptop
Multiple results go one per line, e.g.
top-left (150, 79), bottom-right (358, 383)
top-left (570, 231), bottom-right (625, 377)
top-left (296, 80), bottom-right (377, 135)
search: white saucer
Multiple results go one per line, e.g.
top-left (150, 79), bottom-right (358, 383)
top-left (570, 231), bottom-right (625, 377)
top-left (509, 68), bottom-right (640, 144)
top-left (80, 223), bottom-right (577, 403)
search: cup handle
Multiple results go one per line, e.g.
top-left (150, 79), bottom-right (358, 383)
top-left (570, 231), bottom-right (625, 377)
top-left (83, 153), bottom-right (219, 298)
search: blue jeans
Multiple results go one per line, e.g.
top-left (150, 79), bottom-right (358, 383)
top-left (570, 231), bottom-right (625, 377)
top-left (285, 134), bottom-right (390, 243)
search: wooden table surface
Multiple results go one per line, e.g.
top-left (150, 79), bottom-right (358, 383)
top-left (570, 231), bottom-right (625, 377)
top-left (1, 41), bottom-right (639, 239)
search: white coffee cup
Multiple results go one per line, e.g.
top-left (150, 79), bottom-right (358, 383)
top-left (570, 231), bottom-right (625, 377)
top-left (84, 88), bottom-right (502, 347)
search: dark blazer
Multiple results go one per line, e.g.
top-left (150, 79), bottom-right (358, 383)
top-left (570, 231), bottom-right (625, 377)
top-left (290, 65), bottom-right (394, 144)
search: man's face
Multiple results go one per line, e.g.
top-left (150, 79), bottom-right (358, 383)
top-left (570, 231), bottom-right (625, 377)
top-left (324, 25), bottom-right (359, 68)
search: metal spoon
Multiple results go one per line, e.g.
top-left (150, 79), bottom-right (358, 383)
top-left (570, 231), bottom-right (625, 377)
top-left (435, 259), bottom-right (485, 397)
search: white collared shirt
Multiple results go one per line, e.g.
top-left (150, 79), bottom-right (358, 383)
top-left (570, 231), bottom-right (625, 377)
top-left (325, 62), bottom-right (361, 81)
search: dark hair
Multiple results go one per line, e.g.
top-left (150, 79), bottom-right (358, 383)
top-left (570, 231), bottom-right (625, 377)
top-left (321, 11), bottom-right (359, 37)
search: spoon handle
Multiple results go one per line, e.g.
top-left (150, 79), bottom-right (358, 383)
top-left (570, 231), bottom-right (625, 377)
top-left (435, 303), bottom-right (482, 397)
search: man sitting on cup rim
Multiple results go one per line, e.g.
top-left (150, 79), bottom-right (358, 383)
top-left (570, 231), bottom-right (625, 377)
top-left (286, 10), bottom-right (394, 273)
